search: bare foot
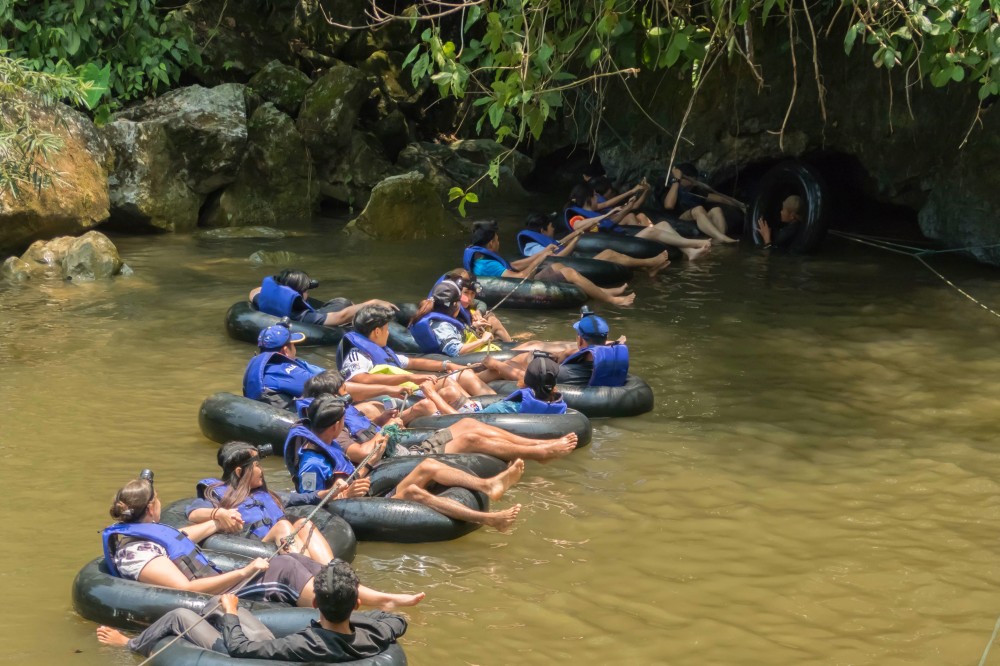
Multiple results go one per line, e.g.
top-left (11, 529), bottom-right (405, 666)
top-left (511, 331), bottom-right (536, 341)
top-left (538, 438), bottom-right (576, 461)
top-left (487, 459), bottom-right (525, 500)
top-left (96, 626), bottom-right (129, 648)
top-left (720, 236), bottom-right (739, 244)
top-left (484, 504), bottom-right (522, 532)
top-left (607, 283), bottom-right (629, 296)
top-left (682, 245), bottom-right (711, 261)
top-left (380, 591), bottom-right (426, 611)
top-left (646, 253), bottom-right (671, 278)
top-left (611, 292), bottom-right (636, 307)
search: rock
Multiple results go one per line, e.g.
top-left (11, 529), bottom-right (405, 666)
top-left (249, 250), bottom-right (302, 266)
top-left (61, 231), bottom-right (124, 280)
top-left (290, 0), bottom-right (368, 59)
top-left (371, 109), bottom-right (411, 161)
top-left (200, 103), bottom-right (316, 228)
top-left (296, 64), bottom-right (371, 160)
top-left (349, 171), bottom-right (460, 240)
top-left (397, 141), bottom-right (529, 199)
top-left (248, 61), bottom-right (313, 116)
top-left (12, 231), bottom-right (124, 280)
top-left (322, 131), bottom-right (398, 209)
top-left (450, 139), bottom-right (534, 183)
top-left (2, 257), bottom-right (33, 282)
top-left (0, 97), bottom-right (111, 254)
top-left (104, 84), bottom-right (248, 232)
top-left (359, 50), bottom-right (424, 107)
top-left (196, 226), bottom-right (288, 240)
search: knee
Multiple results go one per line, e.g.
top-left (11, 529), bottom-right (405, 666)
top-left (561, 267), bottom-right (580, 279)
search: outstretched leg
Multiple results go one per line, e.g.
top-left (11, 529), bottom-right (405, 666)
top-left (593, 249), bottom-right (671, 277)
top-left (548, 263), bottom-right (635, 306)
top-left (686, 206), bottom-right (737, 243)
top-left (444, 420), bottom-right (577, 461)
top-left (636, 223), bottom-right (713, 255)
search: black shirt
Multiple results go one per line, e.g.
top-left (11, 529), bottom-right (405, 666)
top-left (221, 611), bottom-right (407, 662)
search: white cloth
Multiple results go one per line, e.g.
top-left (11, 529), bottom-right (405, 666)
top-left (340, 348), bottom-right (409, 380)
top-left (113, 540), bottom-right (168, 580)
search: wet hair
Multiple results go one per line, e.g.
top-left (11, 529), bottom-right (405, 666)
top-left (109, 478), bottom-right (155, 523)
top-left (352, 304), bottom-right (396, 337)
top-left (591, 175), bottom-right (614, 196)
top-left (313, 560), bottom-right (360, 622)
top-left (274, 269), bottom-right (315, 294)
top-left (566, 182), bottom-right (595, 210)
top-left (582, 162), bottom-right (605, 179)
top-left (782, 195), bottom-right (802, 214)
top-left (525, 212), bottom-right (553, 231)
top-left (676, 163), bottom-right (698, 179)
top-left (306, 394), bottom-right (347, 433)
top-left (469, 220), bottom-right (499, 247)
top-left (205, 442), bottom-right (284, 512)
top-left (303, 370), bottom-right (346, 399)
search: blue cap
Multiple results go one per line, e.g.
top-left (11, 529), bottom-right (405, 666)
top-left (573, 312), bottom-right (609, 338)
top-left (258, 324), bottom-right (306, 350)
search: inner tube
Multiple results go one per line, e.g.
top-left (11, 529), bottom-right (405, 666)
top-left (323, 457), bottom-right (492, 542)
top-left (513, 256), bottom-right (631, 287)
top-left (570, 232), bottom-right (670, 260)
top-left (475, 277), bottom-right (586, 309)
top-left (160, 499), bottom-right (358, 564)
top-left (199, 392), bottom-right (592, 452)
top-left (146, 617), bottom-right (406, 666)
top-left (747, 161), bottom-right (829, 253)
top-left (225, 301), bottom-right (420, 353)
top-left (489, 374), bottom-right (654, 418)
top-left (73, 551), bottom-right (290, 630)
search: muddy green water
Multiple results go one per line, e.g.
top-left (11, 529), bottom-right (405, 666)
top-left (4, 212), bottom-right (1000, 665)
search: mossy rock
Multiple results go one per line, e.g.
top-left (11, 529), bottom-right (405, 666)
top-left (349, 171), bottom-right (461, 240)
top-left (296, 64), bottom-right (371, 160)
top-left (248, 61), bottom-right (312, 116)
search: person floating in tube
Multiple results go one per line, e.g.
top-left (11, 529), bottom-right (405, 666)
top-left (755, 195), bottom-right (802, 251)
top-left (248, 268), bottom-right (396, 328)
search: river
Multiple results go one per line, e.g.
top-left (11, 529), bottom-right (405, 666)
top-left (3, 208), bottom-right (1000, 665)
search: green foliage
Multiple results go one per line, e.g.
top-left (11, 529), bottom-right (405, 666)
top-left (0, 0), bottom-right (201, 119)
top-left (448, 185), bottom-right (479, 216)
top-left (0, 54), bottom-right (93, 197)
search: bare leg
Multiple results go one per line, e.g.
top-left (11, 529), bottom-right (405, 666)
top-left (483, 314), bottom-right (512, 342)
top-left (96, 627), bottom-right (130, 648)
top-left (548, 263), bottom-right (635, 306)
top-left (480, 354), bottom-right (530, 382)
top-left (396, 458), bottom-right (525, 501)
top-left (296, 578), bottom-right (316, 608)
top-left (636, 223), bottom-right (712, 250)
top-left (263, 520), bottom-right (305, 555)
top-left (687, 206), bottom-right (737, 243)
top-left (401, 486), bottom-right (522, 531)
top-left (453, 368), bottom-right (496, 396)
top-left (510, 340), bottom-right (578, 356)
top-left (444, 424), bottom-right (577, 462)
top-left (594, 248), bottom-right (671, 273)
top-left (358, 585), bottom-right (426, 611)
top-left (269, 518), bottom-right (335, 564)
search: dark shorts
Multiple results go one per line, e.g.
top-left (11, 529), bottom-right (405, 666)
top-left (238, 552), bottom-right (321, 604)
top-left (408, 427), bottom-right (453, 455)
top-left (535, 266), bottom-right (564, 282)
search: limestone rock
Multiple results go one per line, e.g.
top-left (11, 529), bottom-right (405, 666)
top-left (2, 257), bottom-right (33, 282)
top-left (291, 0), bottom-right (368, 59)
top-left (296, 65), bottom-right (371, 160)
top-left (200, 103), bottom-right (316, 228)
top-left (249, 250), bottom-right (302, 266)
top-left (105, 84), bottom-right (248, 232)
top-left (61, 231), bottom-right (124, 280)
top-left (450, 139), bottom-right (534, 183)
top-left (371, 109), bottom-right (411, 161)
top-left (0, 98), bottom-right (111, 253)
top-left (359, 50), bottom-right (424, 108)
top-left (349, 171), bottom-right (460, 240)
top-left (248, 61), bottom-right (312, 116)
top-left (196, 226), bottom-right (288, 240)
top-left (397, 141), bottom-right (529, 199)
top-left (322, 131), bottom-right (398, 209)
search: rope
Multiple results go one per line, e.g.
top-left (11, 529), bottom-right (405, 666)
top-left (828, 230), bottom-right (1000, 321)
top-left (137, 444), bottom-right (383, 665)
top-left (978, 612), bottom-right (1000, 666)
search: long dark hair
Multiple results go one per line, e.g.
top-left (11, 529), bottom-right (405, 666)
top-left (204, 442), bottom-right (284, 511)
top-left (566, 182), bottom-right (595, 210)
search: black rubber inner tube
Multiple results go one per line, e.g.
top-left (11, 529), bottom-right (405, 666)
top-left (489, 375), bottom-right (654, 418)
top-left (225, 301), bottom-right (420, 352)
top-left (159, 498), bottom-right (358, 564)
top-left (747, 161), bottom-right (830, 253)
top-left (571, 232), bottom-right (674, 260)
top-left (511, 255), bottom-right (631, 287)
top-left (474, 276), bottom-right (586, 309)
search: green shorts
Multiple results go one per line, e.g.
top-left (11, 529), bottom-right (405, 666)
top-left (409, 428), bottom-right (453, 455)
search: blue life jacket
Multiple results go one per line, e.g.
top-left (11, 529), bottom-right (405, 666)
top-left (562, 206), bottom-right (620, 234)
top-left (409, 312), bottom-right (469, 354)
top-left (294, 397), bottom-right (312, 419)
top-left (344, 404), bottom-right (380, 442)
top-left (243, 351), bottom-right (289, 400)
top-left (463, 246), bottom-right (512, 275)
top-left (283, 424), bottom-right (354, 492)
top-left (256, 276), bottom-right (314, 318)
top-left (516, 230), bottom-right (562, 256)
top-left (336, 331), bottom-right (402, 372)
top-left (562, 343), bottom-right (630, 387)
top-left (196, 479), bottom-right (285, 540)
top-left (503, 388), bottom-right (568, 414)
top-left (102, 522), bottom-right (220, 580)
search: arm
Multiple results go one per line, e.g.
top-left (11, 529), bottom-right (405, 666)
top-left (592, 185), bottom-right (642, 210)
top-left (344, 381), bottom-right (410, 401)
top-left (220, 598), bottom-right (311, 660)
top-left (344, 432), bottom-right (389, 465)
top-left (350, 371), bottom-right (434, 386)
top-left (185, 508), bottom-right (245, 533)
top-left (248, 287), bottom-right (261, 301)
top-left (320, 299), bottom-right (398, 328)
top-left (138, 555), bottom-right (269, 595)
top-left (503, 246), bottom-right (555, 278)
top-left (662, 167), bottom-right (683, 211)
top-left (457, 331), bottom-right (492, 355)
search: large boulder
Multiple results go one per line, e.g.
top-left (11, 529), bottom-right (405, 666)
top-left (248, 61), bottom-right (312, 116)
top-left (296, 65), bottom-right (371, 160)
top-left (322, 131), bottom-right (398, 209)
top-left (9, 231), bottom-right (125, 280)
top-left (290, 0), bottom-right (369, 60)
top-left (104, 84), bottom-right (248, 232)
top-left (348, 171), bottom-right (461, 240)
top-left (397, 141), bottom-right (530, 199)
top-left (0, 98), bottom-right (111, 254)
top-left (200, 103), bottom-right (316, 228)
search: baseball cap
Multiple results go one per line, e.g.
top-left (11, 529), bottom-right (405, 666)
top-left (258, 323), bottom-right (307, 350)
top-left (523, 354), bottom-right (560, 399)
top-left (573, 308), bottom-right (609, 339)
top-left (432, 280), bottom-right (462, 308)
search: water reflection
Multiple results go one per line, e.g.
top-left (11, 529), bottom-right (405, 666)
top-left (3, 224), bottom-right (1000, 664)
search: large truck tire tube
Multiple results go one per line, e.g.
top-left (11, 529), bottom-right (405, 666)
top-left (475, 277), bottom-right (586, 309)
top-left (515, 256), bottom-right (631, 287)
top-left (489, 375), bottom-right (654, 418)
top-left (571, 233), bottom-right (674, 260)
top-left (747, 161), bottom-right (829, 253)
